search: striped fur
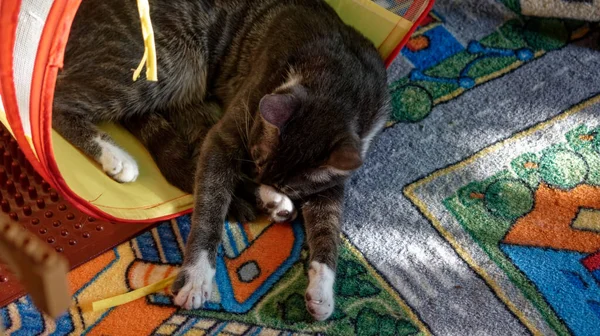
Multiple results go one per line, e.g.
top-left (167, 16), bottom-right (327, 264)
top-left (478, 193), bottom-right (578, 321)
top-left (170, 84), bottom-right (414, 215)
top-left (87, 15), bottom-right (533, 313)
top-left (54, 0), bottom-right (389, 320)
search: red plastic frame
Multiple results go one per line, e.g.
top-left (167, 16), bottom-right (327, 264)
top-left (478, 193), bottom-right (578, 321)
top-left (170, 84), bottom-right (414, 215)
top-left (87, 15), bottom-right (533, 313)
top-left (384, 0), bottom-right (435, 67)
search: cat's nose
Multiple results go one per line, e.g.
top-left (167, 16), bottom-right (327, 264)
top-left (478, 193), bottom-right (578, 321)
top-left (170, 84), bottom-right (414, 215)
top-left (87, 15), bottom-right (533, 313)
top-left (277, 210), bottom-right (290, 218)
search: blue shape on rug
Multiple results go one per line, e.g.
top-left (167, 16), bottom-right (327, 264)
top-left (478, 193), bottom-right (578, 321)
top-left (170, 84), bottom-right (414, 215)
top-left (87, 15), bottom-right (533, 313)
top-left (402, 25), bottom-right (464, 70)
top-left (501, 244), bottom-right (600, 336)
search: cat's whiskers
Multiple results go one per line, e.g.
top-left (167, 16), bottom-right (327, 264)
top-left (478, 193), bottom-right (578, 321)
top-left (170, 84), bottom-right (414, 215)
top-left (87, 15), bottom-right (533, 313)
top-left (235, 93), bottom-right (254, 151)
top-left (243, 91), bottom-right (254, 147)
top-left (234, 158), bottom-right (255, 163)
top-left (235, 116), bottom-right (249, 150)
top-left (315, 194), bottom-right (334, 203)
top-left (284, 185), bottom-right (304, 202)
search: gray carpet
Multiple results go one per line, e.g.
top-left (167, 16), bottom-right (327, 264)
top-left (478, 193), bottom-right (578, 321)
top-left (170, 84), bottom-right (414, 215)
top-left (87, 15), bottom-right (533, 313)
top-left (345, 1), bottom-right (600, 334)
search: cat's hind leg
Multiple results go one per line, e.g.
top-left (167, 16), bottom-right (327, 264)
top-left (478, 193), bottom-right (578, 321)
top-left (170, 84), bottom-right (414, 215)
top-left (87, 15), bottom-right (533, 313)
top-left (52, 108), bottom-right (139, 183)
top-left (123, 113), bottom-right (196, 194)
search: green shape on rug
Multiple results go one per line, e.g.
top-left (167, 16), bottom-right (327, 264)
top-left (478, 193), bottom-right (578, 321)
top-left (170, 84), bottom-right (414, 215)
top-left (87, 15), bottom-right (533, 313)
top-left (356, 308), bottom-right (419, 336)
top-left (566, 124), bottom-right (595, 151)
top-left (281, 293), bottom-right (312, 322)
top-left (566, 125), bottom-right (600, 185)
top-left (510, 152), bottom-right (541, 187)
top-left (498, 0), bottom-right (521, 14)
top-left (179, 238), bottom-right (425, 336)
top-left (424, 52), bottom-right (478, 79)
top-left (464, 55), bottom-right (518, 79)
top-left (539, 146), bottom-right (588, 189)
top-left (391, 86), bottom-right (432, 122)
top-left (457, 180), bottom-right (487, 206)
top-left (337, 277), bottom-right (380, 297)
top-left (336, 259), bottom-right (381, 297)
top-left (523, 19), bottom-right (569, 51)
top-left (484, 179), bottom-right (534, 220)
top-left (578, 149), bottom-right (600, 186)
top-left (338, 260), bottom-right (367, 278)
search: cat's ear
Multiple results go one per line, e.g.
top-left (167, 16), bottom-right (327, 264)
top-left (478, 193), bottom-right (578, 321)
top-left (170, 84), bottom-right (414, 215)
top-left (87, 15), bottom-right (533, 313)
top-left (326, 144), bottom-right (363, 171)
top-left (259, 93), bottom-right (299, 130)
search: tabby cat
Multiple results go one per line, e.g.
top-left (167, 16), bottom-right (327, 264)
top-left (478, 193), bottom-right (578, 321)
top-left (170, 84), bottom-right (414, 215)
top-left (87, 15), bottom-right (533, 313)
top-left (54, 0), bottom-right (389, 320)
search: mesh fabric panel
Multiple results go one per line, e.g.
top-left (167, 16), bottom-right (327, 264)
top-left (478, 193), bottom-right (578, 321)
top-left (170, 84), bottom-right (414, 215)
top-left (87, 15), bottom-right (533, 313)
top-left (372, 0), bottom-right (430, 22)
top-left (13, 0), bottom-right (53, 139)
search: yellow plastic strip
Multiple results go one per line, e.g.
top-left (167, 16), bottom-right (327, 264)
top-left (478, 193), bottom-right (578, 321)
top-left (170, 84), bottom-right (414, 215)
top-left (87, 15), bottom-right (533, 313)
top-left (90, 275), bottom-right (175, 312)
top-left (134, 0), bottom-right (157, 81)
top-left (132, 49), bottom-right (148, 82)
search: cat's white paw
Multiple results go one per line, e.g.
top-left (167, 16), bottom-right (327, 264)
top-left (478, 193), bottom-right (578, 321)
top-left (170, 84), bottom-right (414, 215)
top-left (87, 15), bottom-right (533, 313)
top-left (305, 261), bottom-right (336, 321)
top-left (172, 250), bottom-right (216, 310)
top-left (258, 184), bottom-right (297, 223)
top-left (95, 137), bottom-right (139, 183)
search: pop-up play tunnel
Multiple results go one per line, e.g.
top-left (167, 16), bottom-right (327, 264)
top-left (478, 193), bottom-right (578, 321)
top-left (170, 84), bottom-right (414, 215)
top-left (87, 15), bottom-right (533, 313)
top-left (0, 0), bottom-right (433, 223)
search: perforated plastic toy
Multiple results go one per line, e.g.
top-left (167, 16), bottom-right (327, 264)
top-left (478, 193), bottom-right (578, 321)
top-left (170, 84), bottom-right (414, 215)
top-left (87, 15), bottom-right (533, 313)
top-left (0, 120), bottom-right (154, 312)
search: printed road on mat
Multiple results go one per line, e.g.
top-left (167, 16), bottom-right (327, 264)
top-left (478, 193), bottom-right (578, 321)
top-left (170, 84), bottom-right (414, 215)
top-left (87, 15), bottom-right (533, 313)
top-left (405, 94), bottom-right (600, 336)
top-left (1, 215), bottom-right (429, 336)
top-left (387, 3), bottom-right (593, 124)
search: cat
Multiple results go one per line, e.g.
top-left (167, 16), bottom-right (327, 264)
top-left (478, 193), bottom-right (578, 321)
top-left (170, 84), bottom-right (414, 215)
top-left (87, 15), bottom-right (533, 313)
top-left (54, 0), bottom-right (389, 320)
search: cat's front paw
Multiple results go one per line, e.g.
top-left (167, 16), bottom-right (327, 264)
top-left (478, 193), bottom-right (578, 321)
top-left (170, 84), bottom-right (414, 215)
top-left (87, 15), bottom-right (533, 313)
top-left (95, 137), bottom-right (139, 183)
top-left (305, 261), bottom-right (335, 321)
top-left (258, 185), bottom-right (297, 223)
top-left (171, 250), bottom-right (216, 310)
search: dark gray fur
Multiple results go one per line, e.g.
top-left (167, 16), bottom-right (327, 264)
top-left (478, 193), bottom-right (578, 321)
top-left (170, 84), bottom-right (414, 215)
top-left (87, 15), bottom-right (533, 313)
top-left (54, 0), bottom-right (389, 317)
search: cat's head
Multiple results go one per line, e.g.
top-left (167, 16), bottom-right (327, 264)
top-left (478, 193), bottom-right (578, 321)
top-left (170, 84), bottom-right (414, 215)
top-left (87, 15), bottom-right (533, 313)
top-left (249, 82), bottom-right (387, 200)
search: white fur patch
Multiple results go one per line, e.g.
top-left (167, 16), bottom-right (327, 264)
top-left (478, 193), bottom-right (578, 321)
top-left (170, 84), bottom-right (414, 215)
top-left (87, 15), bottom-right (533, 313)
top-left (173, 250), bottom-right (216, 310)
top-left (275, 70), bottom-right (302, 92)
top-left (308, 169), bottom-right (332, 184)
top-left (258, 184), bottom-right (282, 204)
top-left (94, 136), bottom-right (139, 183)
top-left (305, 261), bottom-right (336, 321)
top-left (258, 184), bottom-right (297, 222)
top-left (361, 117), bottom-right (387, 158)
top-left (308, 167), bottom-right (351, 183)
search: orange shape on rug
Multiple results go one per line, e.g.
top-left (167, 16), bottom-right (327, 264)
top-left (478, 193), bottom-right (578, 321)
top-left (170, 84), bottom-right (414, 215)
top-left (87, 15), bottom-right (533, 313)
top-left (85, 292), bottom-right (176, 336)
top-left (407, 35), bottom-right (429, 52)
top-left (224, 222), bottom-right (296, 303)
top-left (68, 251), bottom-right (116, 294)
top-left (503, 183), bottom-right (600, 253)
top-left (127, 262), bottom-right (177, 295)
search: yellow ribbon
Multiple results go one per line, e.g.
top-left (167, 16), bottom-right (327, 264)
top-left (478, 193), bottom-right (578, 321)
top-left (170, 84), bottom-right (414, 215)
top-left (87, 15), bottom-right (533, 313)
top-left (133, 0), bottom-right (158, 81)
top-left (88, 276), bottom-right (175, 312)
